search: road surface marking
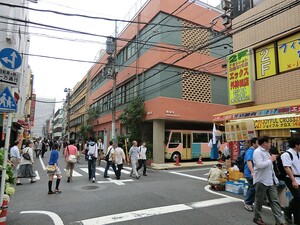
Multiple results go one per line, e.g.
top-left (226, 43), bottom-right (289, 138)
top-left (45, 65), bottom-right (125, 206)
top-left (203, 172), bottom-right (209, 176)
top-left (169, 168), bottom-right (210, 173)
top-left (20, 210), bottom-right (64, 225)
top-left (80, 168), bottom-right (100, 176)
top-left (96, 167), bottom-right (115, 175)
top-left (168, 171), bottom-right (207, 181)
top-left (63, 169), bottom-right (82, 177)
top-left (39, 155), bottom-right (46, 170)
top-left (189, 197), bottom-right (240, 208)
top-left (97, 178), bottom-right (134, 186)
top-left (79, 204), bottom-right (192, 225)
top-left (35, 171), bottom-right (40, 180)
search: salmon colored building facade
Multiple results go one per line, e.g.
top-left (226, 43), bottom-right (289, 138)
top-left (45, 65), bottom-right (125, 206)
top-left (87, 0), bottom-right (234, 163)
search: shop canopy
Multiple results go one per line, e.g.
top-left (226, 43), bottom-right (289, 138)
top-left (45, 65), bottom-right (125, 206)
top-left (213, 99), bottom-right (300, 122)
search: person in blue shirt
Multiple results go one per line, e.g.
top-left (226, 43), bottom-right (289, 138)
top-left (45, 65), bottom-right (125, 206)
top-left (244, 137), bottom-right (258, 212)
top-left (47, 143), bottom-right (62, 194)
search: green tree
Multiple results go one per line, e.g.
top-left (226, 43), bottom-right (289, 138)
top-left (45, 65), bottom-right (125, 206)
top-left (79, 124), bottom-right (93, 141)
top-left (119, 96), bottom-right (145, 142)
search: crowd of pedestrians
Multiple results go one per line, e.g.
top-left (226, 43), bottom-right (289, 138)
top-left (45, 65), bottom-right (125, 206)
top-left (240, 136), bottom-right (300, 225)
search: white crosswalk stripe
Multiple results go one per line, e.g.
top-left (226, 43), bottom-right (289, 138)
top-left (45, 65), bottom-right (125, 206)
top-left (80, 168), bottom-right (100, 176)
top-left (64, 169), bottom-right (83, 177)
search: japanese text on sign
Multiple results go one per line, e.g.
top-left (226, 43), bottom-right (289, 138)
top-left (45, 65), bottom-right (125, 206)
top-left (254, 117), bottom-right (300, 130)
top-left (278, 32), bottom-right (300, 73)
top-left (227, 49), bottom-right (253, 105)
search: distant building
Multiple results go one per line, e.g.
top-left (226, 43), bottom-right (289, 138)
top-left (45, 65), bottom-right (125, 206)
top-left (32, 97), bottom-right (55, 138)
top-left (53, 109), bottom-right (63, 140)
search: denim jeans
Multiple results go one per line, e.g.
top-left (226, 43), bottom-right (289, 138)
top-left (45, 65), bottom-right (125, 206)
top-left (88, 158), bottom-right (96, 180)
top-left (253, 182), bottom-right (285, 224)
top-left (285, 178), bottom-right (300, 224)
top-left (244, 177), bottom-right (255, 205)
top-left (104, 160), bottom-right (117, 177)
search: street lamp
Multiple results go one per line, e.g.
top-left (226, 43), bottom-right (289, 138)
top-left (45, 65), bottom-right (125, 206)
top-left (64, 88), bottom-right (71, 140)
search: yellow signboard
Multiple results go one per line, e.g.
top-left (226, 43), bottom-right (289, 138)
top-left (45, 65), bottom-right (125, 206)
top-left (278, 32), bottom-right (300, 73)
top-left (255, 117), bottom-right (300, 130)
top-left (227, 49), bottom-right (253, 105)
top-left (256, 43), bottom-right (276, 79)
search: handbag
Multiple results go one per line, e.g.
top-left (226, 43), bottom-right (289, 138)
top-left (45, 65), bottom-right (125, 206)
top-left (66, 146), bottom-right (77, 163)
top-left (46, 165), bottom-right (56, 173)
top-left (105, 147), bottom-right (113, 162)
top-left (22, 148), bottom-right (31, 160)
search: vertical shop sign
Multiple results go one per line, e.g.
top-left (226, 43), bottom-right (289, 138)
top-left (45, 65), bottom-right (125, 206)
top-left (278, 32), bottom-right (300, 72)
top-left (227, 49), bottom-right (253, 105)
top-left (255, 43), bottom-right (277, 79)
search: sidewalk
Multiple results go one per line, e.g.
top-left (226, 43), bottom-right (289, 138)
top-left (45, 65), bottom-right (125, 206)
top-left (150, 161), bottom-right (219, 170)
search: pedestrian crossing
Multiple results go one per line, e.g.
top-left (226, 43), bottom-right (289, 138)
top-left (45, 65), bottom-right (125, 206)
top-left (34, 166), bottom-right (133, 180)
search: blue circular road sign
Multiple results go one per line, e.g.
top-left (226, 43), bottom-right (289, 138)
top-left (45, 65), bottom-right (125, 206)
top-left (0, 48), bottom-right (22, 70)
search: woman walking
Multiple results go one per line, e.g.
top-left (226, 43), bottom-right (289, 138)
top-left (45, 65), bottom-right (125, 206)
top-left (64, 139), bottom-right (78, 183)
top-left (16, 140), bottom-right (37, 185)
top-left (47, 142), bottom-right (62, 194)
top-left (129, 141), bottom-right (140, 179)
top-left (115, 142), bottom-right (126, 180)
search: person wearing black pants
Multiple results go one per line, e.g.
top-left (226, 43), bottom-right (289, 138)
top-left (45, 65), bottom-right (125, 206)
top-left (137, 142), bottom-right (147, 176)
top-left (104, 141), bottom-right (117, 178)
top-left (87, 137), bottom-right (98, 182)
top-left (114, 142), bottom-right (126, 180)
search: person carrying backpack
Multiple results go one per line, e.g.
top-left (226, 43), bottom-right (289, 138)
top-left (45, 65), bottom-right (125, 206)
top-left (243, 138), bottom-right (258, 212)
top-left (281, 137), bottom-right (300, 225)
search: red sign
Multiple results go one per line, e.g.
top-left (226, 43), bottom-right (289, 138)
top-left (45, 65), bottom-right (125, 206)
top-left (290, 105), bottom-right (300, 113)
top-left (30, 94), bottom-right (36, 127)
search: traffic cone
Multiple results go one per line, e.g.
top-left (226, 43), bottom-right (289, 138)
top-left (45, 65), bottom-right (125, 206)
top-left (0, 198), bottom-right (9, 225)
top-left (174, 155), bottom-right (181, 166)
top-left (197, 155), bottom-right (203, 164)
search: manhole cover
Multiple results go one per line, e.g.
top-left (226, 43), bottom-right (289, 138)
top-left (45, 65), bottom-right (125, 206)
top-left (82, 185), bottom-right (99, 190)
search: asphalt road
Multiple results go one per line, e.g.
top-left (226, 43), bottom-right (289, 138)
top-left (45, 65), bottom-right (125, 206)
top-left (7, 151), bottom-right (278, 225)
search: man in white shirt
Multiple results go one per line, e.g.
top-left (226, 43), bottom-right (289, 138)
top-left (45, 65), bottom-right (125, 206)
top-left (137, 142), bottom-right (147, 176)
top-left (10, 141), bottom-right (20, 170)
top-left (281, 137), bottom-right (300, 225)
top-left (252, 136), bottom-right (286, 225)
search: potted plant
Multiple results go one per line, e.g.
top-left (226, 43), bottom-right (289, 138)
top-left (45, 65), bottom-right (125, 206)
top-left (0, 148), bottom-right (15, 214)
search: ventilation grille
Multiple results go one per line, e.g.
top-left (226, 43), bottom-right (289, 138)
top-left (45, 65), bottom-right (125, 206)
top-left (182, 70), bottom-right (212, 103)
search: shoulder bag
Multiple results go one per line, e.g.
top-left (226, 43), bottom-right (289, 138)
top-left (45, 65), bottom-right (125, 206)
top-left (105, 147), bottom-right (113, 162)
top-left (67, 146), bottom-right (77, 163)
top-left (22, 148), bottom-right (31, 160)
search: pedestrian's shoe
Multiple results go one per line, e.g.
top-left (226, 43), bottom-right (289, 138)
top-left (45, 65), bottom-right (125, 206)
top-left (136, 176), bottom-right (140, 179)
top-left (92, 178), bottom-right (95, 183)
top-left (143, 174), bottom-right (147, 176)
top-left (16, 183), bottom-right (23, 186)
top-left (67, 177), bottom-right (70, 183)
top-left (253, 218), bottom-right (266, 225)
top-left (284, 209), bottom-right (292, 224)
top-left (30, 180), bottom-right (36, 183)
top-left (54, 189), bottom-right (62, 193)
top-left (48, 191), bottom-right (55, 195)
top-left (244, 204), bottom-right (253, 212)
top-left (103, 176), bottom-right (110, 178)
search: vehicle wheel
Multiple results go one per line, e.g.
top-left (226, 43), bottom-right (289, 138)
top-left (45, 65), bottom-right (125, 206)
top-left (171, 152), bottom-right (180, 162)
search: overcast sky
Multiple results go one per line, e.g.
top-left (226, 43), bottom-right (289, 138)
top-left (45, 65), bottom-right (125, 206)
top-left (28, 0), bottom-right (220, 110)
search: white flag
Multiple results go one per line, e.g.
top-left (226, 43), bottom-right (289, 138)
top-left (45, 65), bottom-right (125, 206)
top-left (213, 123), bottom-right (216, 144)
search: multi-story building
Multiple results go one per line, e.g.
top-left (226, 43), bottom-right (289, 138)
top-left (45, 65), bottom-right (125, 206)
top-left (53, 109), bottom-right (63, 140)
top-left (87, 0), bottom-right (234, 163)
top-left (69, 75), bottom-right (87, 140)
top-left (213, 0), bottom-right (300, 159)
top-left (32, 97), bottom-right (55, 138)
top-left (0, 0), bottom-right (33, 141)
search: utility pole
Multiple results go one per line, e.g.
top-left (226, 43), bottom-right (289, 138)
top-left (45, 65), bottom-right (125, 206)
top-left (106, 21), bottom-right (118, 141)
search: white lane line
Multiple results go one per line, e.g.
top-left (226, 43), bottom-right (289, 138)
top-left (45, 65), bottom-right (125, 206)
top-left (79, 204), bottom-right (192, 225)
top-left (119, 169), bottom-right (130, 174)
top-left (189, 197), bottom-right (240, 208)
top-left (63, 169), bottom-right (82, 177)
top-left (97, 178), bottom-right (134, 186)
top-left (203, 172), bottom-right (209, 176)
top-left (122, 166), bottom-right (132, 170)
top-left (80, 168), bottom-right (100, 176)
top-left (20, 210), bottom-right (64, 225)
top-left (96, 167), bottom-right (114, 175)
top-left (168, 171), bottom-right (207, 181)
top-left (169, 168), bottom-right (210, 173)
top-left (204, 185), bottom-right (271, 211)
top-left (39, 155), bottom-right (46, 171)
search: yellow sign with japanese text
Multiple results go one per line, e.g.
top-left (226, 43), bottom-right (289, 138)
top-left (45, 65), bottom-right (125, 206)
top-left (255, 43), bottom-right (276, 79)
top-left (227, 49), bottom-right (253, 105)
top-left (278, 32), bottom-right (300, 73)
top-left (254, 117), bottom-right (300, 130)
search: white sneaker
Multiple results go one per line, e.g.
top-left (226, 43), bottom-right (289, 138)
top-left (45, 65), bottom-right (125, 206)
top-left (244, 204), bottom-right (253, 212)
top-left (92, 178), bottom-right (95, 183)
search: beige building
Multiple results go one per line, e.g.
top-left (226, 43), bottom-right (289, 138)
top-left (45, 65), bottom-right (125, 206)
top-left (69, 75), bottom-right (87, 140)
top-left (214, 0), bottom-right (300, 158)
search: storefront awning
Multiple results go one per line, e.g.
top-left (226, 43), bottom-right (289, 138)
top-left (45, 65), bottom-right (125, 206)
top-left (213, 99), bottom-right (300, 122)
